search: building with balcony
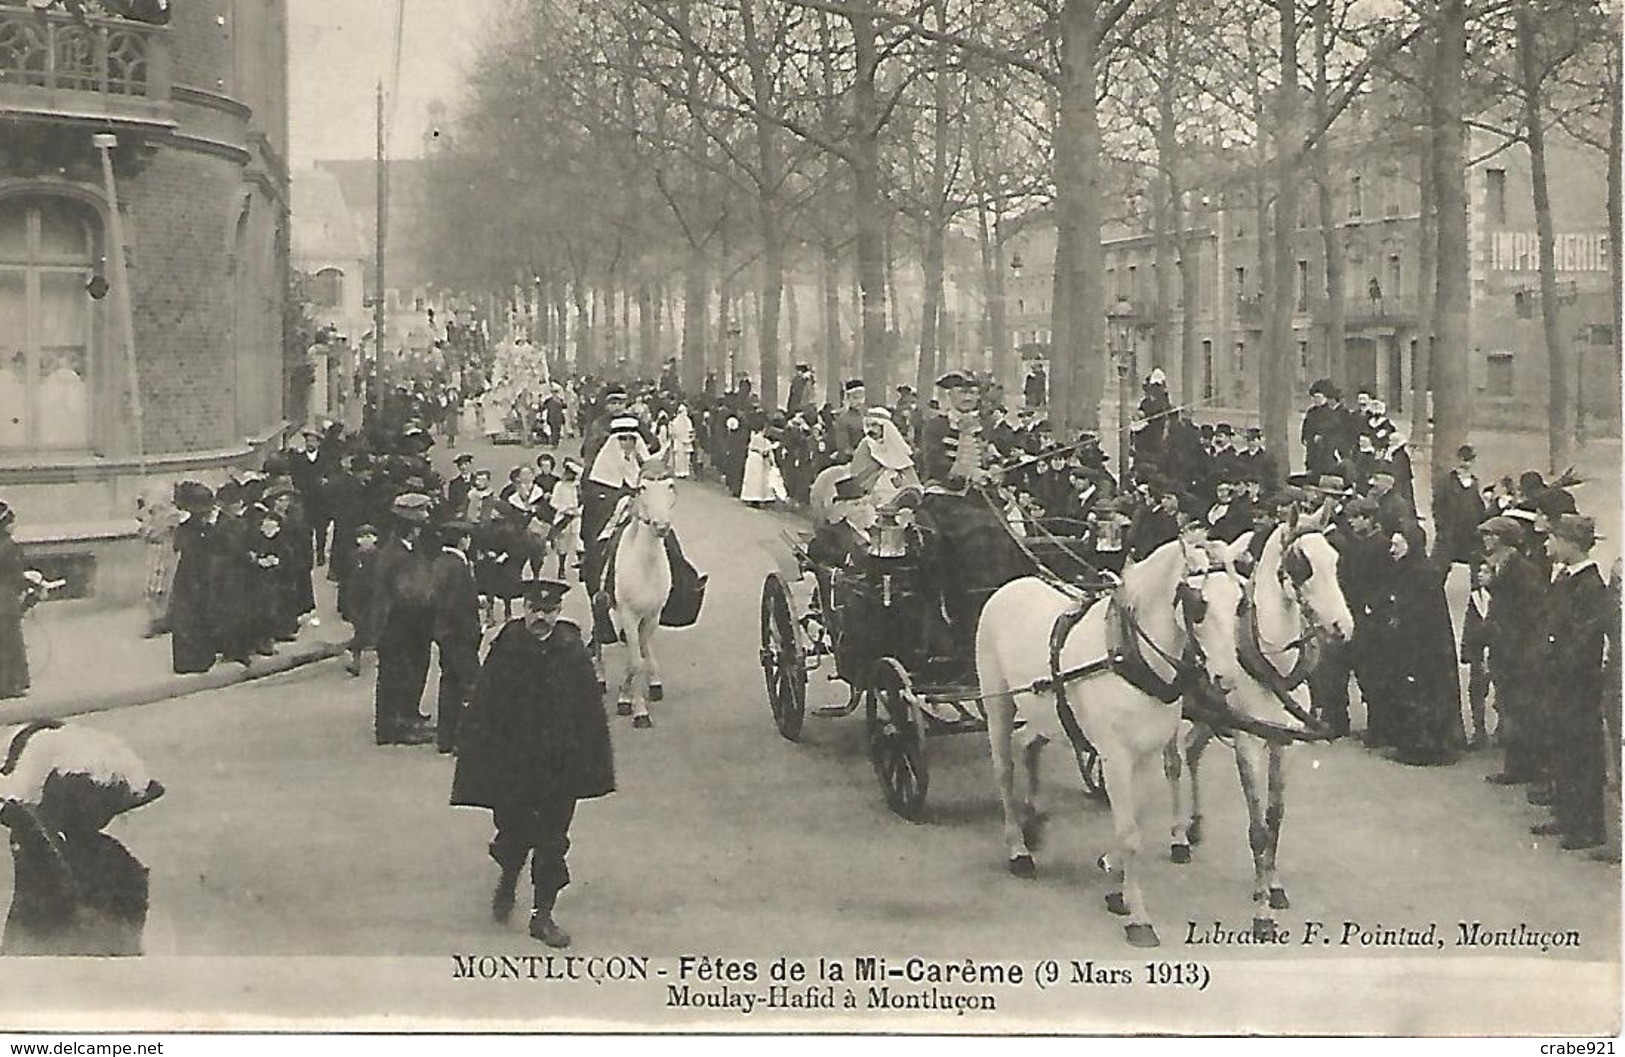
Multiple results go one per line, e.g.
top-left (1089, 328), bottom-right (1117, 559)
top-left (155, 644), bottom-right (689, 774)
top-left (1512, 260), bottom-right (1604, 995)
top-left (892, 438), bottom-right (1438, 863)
top-left (0, 0), bottom-right (290, 602)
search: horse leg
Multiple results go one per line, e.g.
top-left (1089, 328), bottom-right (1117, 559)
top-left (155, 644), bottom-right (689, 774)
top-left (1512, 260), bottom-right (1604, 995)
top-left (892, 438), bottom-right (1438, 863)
top-left (1099, 750), bottom-right (1158, 947)
top-left (645, 627), bottom-right (663, 703)
top-left (1263, 744), bottom-right (1290, 911)
top-left (1018, 726), bottom-right (1050, 852)
top-left (1183, 723), bottom-right (1214, 851)
top-left (1233, 735), bottom-right (1279, 938)
top-left (984, 681), bottom-right (1034, 878)
top-left (623, 616), bottom-right (651, 728)
top-left (1165, 724), bottom-right (1192, 864)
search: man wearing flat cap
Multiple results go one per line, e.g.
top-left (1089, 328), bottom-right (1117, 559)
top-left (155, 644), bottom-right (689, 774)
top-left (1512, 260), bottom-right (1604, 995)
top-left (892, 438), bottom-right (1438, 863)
top-left (1533, 515), bottom-right (1610, 850)
top-left (367, 493), bottom-right (440, 745)
top-left (452, 579), bottom-right (614, 948)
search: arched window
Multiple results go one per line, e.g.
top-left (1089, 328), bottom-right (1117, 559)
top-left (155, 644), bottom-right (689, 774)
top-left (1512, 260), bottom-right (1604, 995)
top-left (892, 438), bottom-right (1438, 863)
top-left (0, 195), bottom-right (101, 452)
top-left (310, 267), bottom-right (344, 309)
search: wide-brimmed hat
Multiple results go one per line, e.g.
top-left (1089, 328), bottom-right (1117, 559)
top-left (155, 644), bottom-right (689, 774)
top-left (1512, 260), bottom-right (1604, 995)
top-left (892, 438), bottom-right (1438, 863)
top-left (1309, 474), bottom-right (1352, 496)
top-left (935, 371), bottom-right (974, 391)
top-left (1550, 514), bottom-right (1601, 548)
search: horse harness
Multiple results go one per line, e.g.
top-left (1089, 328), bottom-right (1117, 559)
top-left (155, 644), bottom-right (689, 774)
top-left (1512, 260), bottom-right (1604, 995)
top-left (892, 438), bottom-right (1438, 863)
top-left (1034, 578), bottom-right (1213, 755)
top-left (1030, 533), bottom-right (1339, 750)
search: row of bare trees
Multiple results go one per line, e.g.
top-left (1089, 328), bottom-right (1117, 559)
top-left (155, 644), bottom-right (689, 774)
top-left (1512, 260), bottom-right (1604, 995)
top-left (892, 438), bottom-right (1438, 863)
top-left (427, 0), bottom-right (1620, 479)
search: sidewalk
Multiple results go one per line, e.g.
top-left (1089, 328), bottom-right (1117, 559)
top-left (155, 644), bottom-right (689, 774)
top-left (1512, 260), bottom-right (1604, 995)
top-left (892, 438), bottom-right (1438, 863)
top-left (0, 576), bottom-right (352, 725)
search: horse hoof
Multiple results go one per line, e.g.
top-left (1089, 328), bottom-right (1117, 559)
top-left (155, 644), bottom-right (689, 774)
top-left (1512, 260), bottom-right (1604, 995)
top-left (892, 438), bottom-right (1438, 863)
top-left (1007, 854), bottom-right (1037, 879)
top-left (649, 684), bottom-right (664, 702)
top-left (616, 702), bottom-right (633, 717)
top-left (1124, 924), bottom-right (1160, 948)
top-left (632, 715), bottom-right (653, 729)
top-left (1170, 843), bottom-right (1192, 865)
top-left (1252, 917), bottom-right (1280, 942)
top-left (1268, 887), bottom-right (1291, 910)
top-left (1104, 892), bottom-right (1129, 917)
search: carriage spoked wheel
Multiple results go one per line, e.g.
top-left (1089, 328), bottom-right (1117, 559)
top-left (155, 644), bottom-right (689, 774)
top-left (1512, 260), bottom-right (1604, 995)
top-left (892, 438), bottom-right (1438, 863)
top-left (1075, 745), bottom-right (1108, 802)
top-left (866, 657), bottom-right (929, 821)
top-left (759, 575), bottom-right (806, 742)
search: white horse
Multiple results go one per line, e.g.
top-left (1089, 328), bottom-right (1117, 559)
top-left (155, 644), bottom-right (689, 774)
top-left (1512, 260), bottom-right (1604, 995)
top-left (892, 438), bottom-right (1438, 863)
top-left (599, 467), bottom-right (676, 729)
top-left (1168, 520), bottom-right (1356, 938)
top-left (977, 535), bottom-right (1219, 948)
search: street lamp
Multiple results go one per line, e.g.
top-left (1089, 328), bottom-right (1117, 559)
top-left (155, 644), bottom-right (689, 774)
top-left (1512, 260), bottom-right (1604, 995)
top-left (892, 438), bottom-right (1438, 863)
top-left (1108, 298), bottom-right (1136, 477)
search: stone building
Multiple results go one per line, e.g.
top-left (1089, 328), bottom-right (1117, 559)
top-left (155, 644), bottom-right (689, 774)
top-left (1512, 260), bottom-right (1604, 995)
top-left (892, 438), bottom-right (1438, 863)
top-left (0, 0), bottom-right (290, 601)
top-left (988, 126), bottom-right (1617, 436)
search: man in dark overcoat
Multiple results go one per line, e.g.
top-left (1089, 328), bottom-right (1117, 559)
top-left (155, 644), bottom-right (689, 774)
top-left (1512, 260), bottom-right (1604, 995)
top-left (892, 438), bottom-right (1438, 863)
top-left (1530, 515), bottom-right (1610, 850)
top-left (451, 580), bottom-right (614, 948)
top-left (368, 494), bottom-right (440, 745)
top-left (1479, 515), bottom-right (1546, 786)
top-left (432, 520), bottom-right (482, 755)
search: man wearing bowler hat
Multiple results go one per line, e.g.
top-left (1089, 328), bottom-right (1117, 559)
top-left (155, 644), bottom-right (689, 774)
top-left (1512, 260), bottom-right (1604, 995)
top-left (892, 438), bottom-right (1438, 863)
top-left (1479, 514), bottom-right (1545, 783)
top-left (452, 579), bottom-right (614, 948)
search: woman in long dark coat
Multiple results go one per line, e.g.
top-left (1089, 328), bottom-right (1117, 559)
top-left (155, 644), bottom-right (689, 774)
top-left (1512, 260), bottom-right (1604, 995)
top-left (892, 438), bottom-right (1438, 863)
top-left (0, 502), bottom-right (29, 697)
top-left (451, 580), bottom-right (614, 948)
top-left (1381, 531), bottom-right (1465, 766)
top-left (168, 483), bottom-right (219, 675)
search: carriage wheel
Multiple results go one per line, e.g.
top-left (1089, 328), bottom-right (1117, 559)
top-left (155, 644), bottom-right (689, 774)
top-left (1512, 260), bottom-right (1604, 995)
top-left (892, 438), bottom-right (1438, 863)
top-left (1076, 746), bottom-right (1108, 802)
top-left (760, 576), bottom-right (806, 742)
top-left (866, 658), bottom-right (929, 821)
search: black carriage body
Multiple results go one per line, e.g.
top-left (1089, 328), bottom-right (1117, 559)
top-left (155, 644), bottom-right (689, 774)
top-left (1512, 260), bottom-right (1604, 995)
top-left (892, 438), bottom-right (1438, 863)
top-left (827, 553), bottom-right (932, 684)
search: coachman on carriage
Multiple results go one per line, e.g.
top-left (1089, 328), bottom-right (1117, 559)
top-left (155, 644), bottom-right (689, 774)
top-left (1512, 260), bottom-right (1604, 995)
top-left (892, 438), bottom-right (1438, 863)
top-left (759, 373), bottom-right (1116, 819)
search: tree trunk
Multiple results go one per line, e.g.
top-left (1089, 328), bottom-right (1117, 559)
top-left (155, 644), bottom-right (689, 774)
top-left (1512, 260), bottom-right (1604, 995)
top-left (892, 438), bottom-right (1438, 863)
top-left (1413, 127), bottom-right (1436, 441)
top-left (1262, 0), bottom-right (1301, 458)
top-left (1313, 0), bottom-right (1346, 392)
top-left (681, 251), bottom-right (709, 394)
top-left (740, 0), bottom-right (784, 410)
top-left (849, 9), bottom-right (889, 391)
top-left (638, 282), bottom-right (655, 377)
top-left (1611, 44), bottom-right (1622, 433)
top-left (1152, 68), bottom-right (1178, 379)
top-left (1430, 0), bottom-right (1472, 488)
top-left (1049, 0), bottom-right (1107, 433)
top-left (821, 237), bottom-right (843, 402)
top-left (572, 279), bottom-right (592, 375)
top-left (1517, 4), bottom-right (1570, 472)
top-left (917, 1), bottom-right (950, 400)
top-left (1177, 198), bottom-right (1200, 410)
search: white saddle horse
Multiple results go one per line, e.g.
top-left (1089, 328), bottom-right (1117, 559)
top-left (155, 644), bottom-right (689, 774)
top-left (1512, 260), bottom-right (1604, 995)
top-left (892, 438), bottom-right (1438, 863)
top-left (977, 534), bottom-right (1221, 947)
top-left (1169, 519), bottom-right (1355, 938)
top-left (596, 463), bottom-right (677, 729)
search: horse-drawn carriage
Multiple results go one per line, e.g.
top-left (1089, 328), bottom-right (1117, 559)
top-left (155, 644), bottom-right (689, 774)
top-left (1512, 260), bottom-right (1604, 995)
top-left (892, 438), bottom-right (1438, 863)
top-left (758, 508), bottom-right (1114, 820)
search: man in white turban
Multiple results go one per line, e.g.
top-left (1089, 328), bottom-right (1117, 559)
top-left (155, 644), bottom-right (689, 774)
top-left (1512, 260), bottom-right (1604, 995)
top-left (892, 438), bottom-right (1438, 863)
top-left (847, 407), bottom-right (920, 507)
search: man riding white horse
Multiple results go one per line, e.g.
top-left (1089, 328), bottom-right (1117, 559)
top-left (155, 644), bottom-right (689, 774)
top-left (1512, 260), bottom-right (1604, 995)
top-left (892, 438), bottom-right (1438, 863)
top-left (582, 416), bottom-right (704, 648)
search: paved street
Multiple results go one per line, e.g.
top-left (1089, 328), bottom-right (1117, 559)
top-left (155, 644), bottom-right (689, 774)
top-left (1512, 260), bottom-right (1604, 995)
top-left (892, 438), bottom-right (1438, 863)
top-left (0, 433), bottom-right (1613, 1030)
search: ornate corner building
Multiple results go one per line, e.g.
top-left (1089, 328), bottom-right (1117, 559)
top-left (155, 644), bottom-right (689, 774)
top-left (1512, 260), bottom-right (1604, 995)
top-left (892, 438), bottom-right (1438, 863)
top-left (0, 0), bottom-right (290, 602)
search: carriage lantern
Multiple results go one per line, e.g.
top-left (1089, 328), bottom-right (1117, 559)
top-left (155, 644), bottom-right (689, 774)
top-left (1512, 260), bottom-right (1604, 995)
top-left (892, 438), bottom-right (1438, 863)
top-left (870, 511), bottom-right (909, 559)
top-left (1092, 510), bottom-right (1127, 554)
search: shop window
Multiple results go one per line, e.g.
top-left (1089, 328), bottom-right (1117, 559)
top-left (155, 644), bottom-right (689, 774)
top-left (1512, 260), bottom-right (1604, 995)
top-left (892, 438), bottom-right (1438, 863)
top-left (0, 195), bottom-right (101, 453)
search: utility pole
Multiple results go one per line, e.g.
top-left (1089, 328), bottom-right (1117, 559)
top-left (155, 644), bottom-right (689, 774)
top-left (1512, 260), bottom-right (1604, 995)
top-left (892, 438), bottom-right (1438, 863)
top-left (370, 79), bottom-right (388, 430)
